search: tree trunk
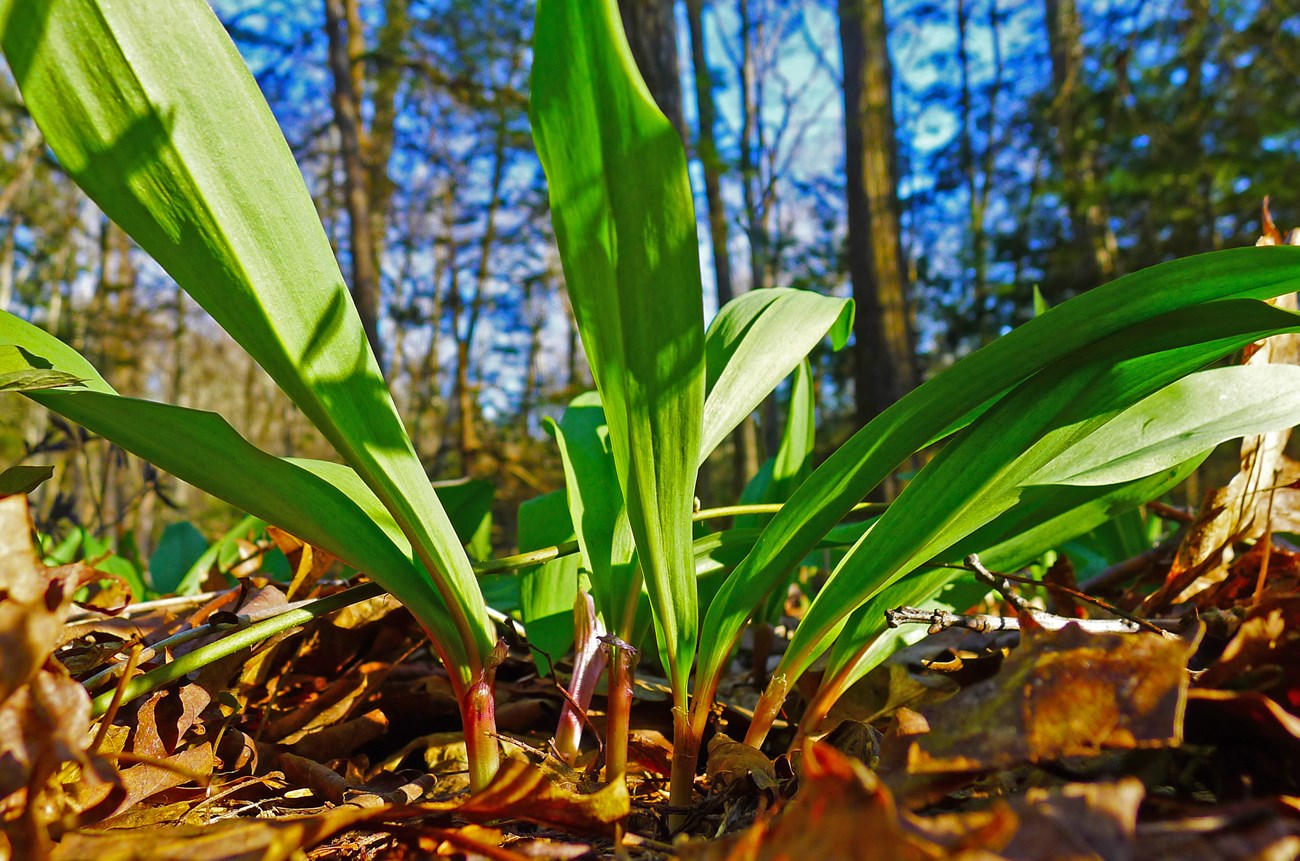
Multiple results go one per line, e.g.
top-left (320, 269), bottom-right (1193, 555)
top-left (1044, 0), bottom-right (1115, 291)
top-left (325, 0), bottom-right (384, 369)
top-left (839, 0), bottom-right (915, 429)
top-left (617, 0), bottom-right (687, 139)
top-left (685, 0), bottom-right (733, 308)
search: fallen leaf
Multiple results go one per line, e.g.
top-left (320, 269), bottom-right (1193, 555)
top-left (996, 779), bottom-right (1144, 860)
top-left (449, 757), bottom-right (629, 835)
top-left (0, 495), bottom-right (80, 702)
top-left (679, 742), bottom-right (1018, 860)
top-left (706, 734), bottom-right (778, 792)
top-left (50, 806), bottom-right (371, 861)
top-left (879, 621), bottom-right (1198, 792)
top-left (1135, 796), bottom-right (1300, 861)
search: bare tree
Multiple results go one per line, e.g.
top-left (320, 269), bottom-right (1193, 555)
top-left (839, 0), bottom-right (915, 428)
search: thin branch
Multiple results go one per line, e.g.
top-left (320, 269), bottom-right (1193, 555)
top-left (884, 605), bottom-right (1186, 635)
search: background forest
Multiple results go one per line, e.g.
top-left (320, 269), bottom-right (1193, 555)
top-left (1, 0), bottom-right (1296, 556)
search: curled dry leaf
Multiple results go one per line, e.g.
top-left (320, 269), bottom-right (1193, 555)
top-left (879, 620), bottom-right (1198, 797)
top-left (706, 734), bottom-right (779, 792)
top-left (0, 496), bottom-right (122, 857)
top-left (1198, 595), bottom-right (1300, 710)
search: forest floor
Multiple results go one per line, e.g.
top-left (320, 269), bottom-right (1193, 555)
top-left (5, 445), bottom-right (1300, 860)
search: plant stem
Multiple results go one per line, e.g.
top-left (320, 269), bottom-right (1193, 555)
top-left (88, 581), bottom-right (384, 716)
top-left (462, 672), bottom-right (501, 793)
top-left (742, 676), bottom-right (789, 749)
top-left (692, 500), bottom-right (884, 522)
top-left (473, 540), bottom-right (580, 575)
top-left (601, 635), bottom-right (638, 783)
top-left (668, 704), bottom-right (702, 831)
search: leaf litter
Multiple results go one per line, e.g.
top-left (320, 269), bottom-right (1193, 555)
top-left (11, 360), bottom-right (1300, 860)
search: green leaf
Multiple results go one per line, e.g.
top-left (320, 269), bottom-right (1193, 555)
top-left (695, 248), bottom-right (1300, 705)
top-left (545, 393), bottom-right (639, 635)
top-left (0, 344), bottom-right (84, 391)
top-left (820, 453), bottom-right (1205, 698)
top-left (433, 479), bottom-right (496, 559)
top-left (1030, 364), bottom-right (1300, 486)
top-left (775, 299), bottom-right (1300, 694)
top-left (532, 0), bottom-right (705, 698)
top-left (517, 490), bottom-right (582, 676)
top-left (0, 309), bottom-right (468, 673)
top-left (735, 360), bottom-right (815, 532)
top-left (0, 464), bottom-right (54, 497)
top-left (701, 289), bottom-right (851, 464)
top-left (0, 0), bottom-right (492, 668)
top-left (148, 522), bottom-right (209, 594)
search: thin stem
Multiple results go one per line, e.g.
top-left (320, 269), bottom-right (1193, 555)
top-left (692, 500), bottom-right (885, 521)
top-left (473, 540), bottom-right (580, 575)
top-left (89, 582), bottom-right (384, 717)
top-left (601, 635), bottom-right (638, 784)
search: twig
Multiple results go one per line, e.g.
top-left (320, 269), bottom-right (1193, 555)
top-left (884, 605), bottom-right (1186, 635)
top-left (950, 562), bottom-right (1168, 636)
top-left (915, 554), bottom-right (1183, 639)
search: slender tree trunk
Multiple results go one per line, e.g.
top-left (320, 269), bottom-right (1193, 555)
top-left (685, 0), bottom-right (733, 309)
top-left (1044, 0), bottom-right (1115, 291)
top-left (325, 0), bottom-right (384, 368)
top-left (839, 0), bottom-right (915, 429)
top-left (617, 0), bottom-right (687, 139)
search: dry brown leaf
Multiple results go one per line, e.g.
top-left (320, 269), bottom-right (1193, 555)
top-left (448, 757), bottom-right (629, 835)
top-left (287, 707), bottom-right (388, 762)
top-left (626, 729), bottom-right (673, 777)
top-left (264, 660), bottom-right (386, 744)
top-left (996, 779), bottom-right (1144, 860)
top-left (0, 496), bottom-right (80, 702)
top-left (706, 734), bottom-right (778, 792)
top-left (1135, 796), bottom-right (1300, 861)
top-left (679, 742), bottom-right (1018, 861)
top-left (107, 743), bottom-right (214, 822)
top-left (130, 685), bottom-right (210, 759)
top-left (879, 621), bottom-right (1197, 794)
top-left (1198, 596), bottom-right (1300, 710)
top-left (50, 806), bottom-right (371, 861)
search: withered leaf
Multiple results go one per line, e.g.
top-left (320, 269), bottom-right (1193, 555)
top-left (679, 742), bottom-right (1018, 861)
top-left (706, 733), bottom-right (779, 792)
top-left (0, 496), bottom-right (79, 702)
top-left (881, 621), bottom-right (1198, 783)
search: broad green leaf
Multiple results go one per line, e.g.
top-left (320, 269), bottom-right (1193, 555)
top-left (701, 289), bottom-right (852, 464)
top-left (820, 452), bottom-right (1207, 694)
top-left (149, 522), bottom-right (209, 594)
top-left (1030, 364), bottom-right (1300, 486)
top-left (0, 310), bottom-right (469, 672)
top-left (432, 479), bottom-right (495, 559)
top-left (532, 0), bottom-right (705, 697)
top-left (735, 360), bottom-right (815, 532)
top-left (736, 361), bottom-right (816, 624)
top-left (695, 248), bottom-right (1300, 704)
top-left (774, 300), bottom-right (1300, 694)
top-left (0, 464), bottom-right (54, 497)
top-left (545, 393), bottom-right (639, 635)
top-left (518, 490), bottom-right (582, 676)
top-left (0, 0), bottom-right (492, 666)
